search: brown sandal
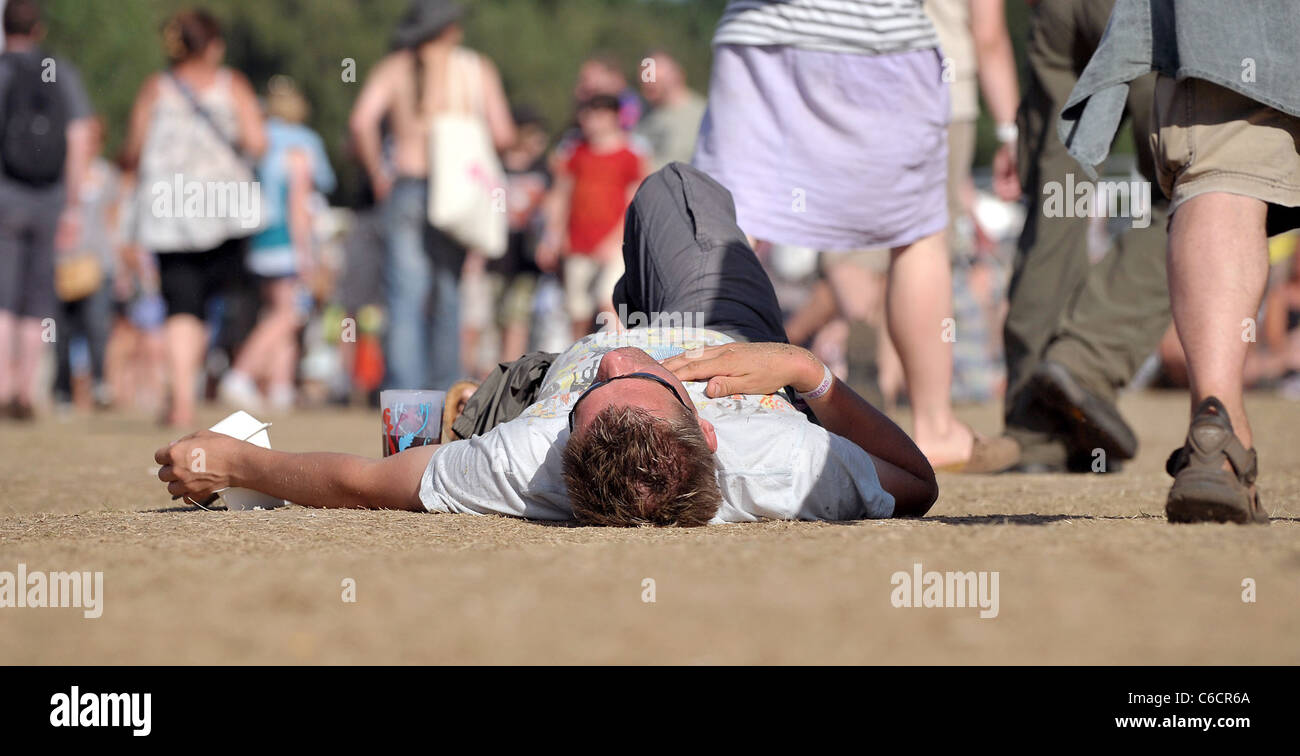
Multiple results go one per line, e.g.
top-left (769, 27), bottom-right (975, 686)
top-left (935, 432), bottom-right (1021, 475)
top-left (1165, 397), bottom-right (1268, 524)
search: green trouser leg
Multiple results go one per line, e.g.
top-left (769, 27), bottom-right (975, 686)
top-left (1003, 0), bottom-right (1095, 465)
top-left (1046, 81), bottom-right (1170, 407)
top-left (1003, 0), bottom-right (1171, 466)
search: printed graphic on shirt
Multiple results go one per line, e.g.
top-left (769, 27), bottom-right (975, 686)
top-left (520, 327), bottom-right (802, 422)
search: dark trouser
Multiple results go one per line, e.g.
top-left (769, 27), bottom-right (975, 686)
top-left (54, 282), bottom-right (113, 401)
top-left (0, 182), bottom-right (62, 321)
top-left (455, 163), bottom-right (791, 436)
top-left (384, 178), bottom-right (466, 392)
top-left (1003, 0), bottom-right (1172, 466)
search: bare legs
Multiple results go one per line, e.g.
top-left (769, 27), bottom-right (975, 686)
top-left (888, 230), bottom-right (974, 467)
top-left (823, 257), bottom-right (905, 408)
top-left (0, 313), bottom-right (49, 411)
top-left (228, 278), bottom-right (302, 408)
top-left (164, 314), bottom-right (208, 427)
top-left (1167, 192), bottom-right (1270, 448)
top-left (0, 311), bottom-right (12, 403)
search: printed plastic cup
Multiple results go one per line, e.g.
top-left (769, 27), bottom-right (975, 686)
top-left (207, 411), bottom-right (288, 511)
top-left (381, 390), bottom-right (445, 457)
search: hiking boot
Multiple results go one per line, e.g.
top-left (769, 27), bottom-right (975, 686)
top-left (1165, 397), bottom-right (1268, 525)
top-left (1029, 360), bottom-right (1138, 461)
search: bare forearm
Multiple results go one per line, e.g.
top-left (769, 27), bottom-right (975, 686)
top-left (64, 120), bottom-right (95, 199)
top-left (232, 446), bottom-right (434, 511)
top-left (661, 342), bottom-right (939, 514)
top-left (808, 382), bottom-right (935, 481)
top-left (545, 183), bottom-right (571, 241)
top-left (976, 39), bottom-right (1019, 126)
top-left (356, 136), bottom-right (387, 191)
top-left (972, 0), bottom-right (1020, 126)
top-left (805, 379), bottom-right (938, 515)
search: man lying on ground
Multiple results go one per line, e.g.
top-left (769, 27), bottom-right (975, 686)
top-left (156, 164), bottom-right (939, 525)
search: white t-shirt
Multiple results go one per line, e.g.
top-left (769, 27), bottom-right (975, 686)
top-left (419, 327), bottom-right (895, 523)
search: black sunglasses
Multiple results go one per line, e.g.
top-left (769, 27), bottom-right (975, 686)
top-left (568, 372), bottom-right (692, 432)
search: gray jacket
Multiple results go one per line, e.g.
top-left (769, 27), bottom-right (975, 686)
top-left (1059, 0), bottom-right (1300, 177)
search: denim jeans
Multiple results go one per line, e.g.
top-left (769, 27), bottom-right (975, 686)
top-left (383, 178), bottom-right (466, 391)
top-left (54, 282), bottom-right (113, 401)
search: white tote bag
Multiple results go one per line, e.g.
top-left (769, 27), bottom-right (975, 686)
top-left (427, 48), bottom-right (507, 259)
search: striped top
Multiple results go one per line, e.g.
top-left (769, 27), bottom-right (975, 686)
top-left (714, 0), bottom-right (940, 56)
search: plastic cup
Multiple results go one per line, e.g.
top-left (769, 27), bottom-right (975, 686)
top-left (381, 390), bottom-right (445, 457)
top-left (208, 411), bottom-right (288, 511)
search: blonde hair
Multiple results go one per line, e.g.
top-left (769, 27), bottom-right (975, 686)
top-left (266, 75), bottom-right (310, 124)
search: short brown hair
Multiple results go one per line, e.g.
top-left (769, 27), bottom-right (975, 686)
top-left (3, 0), bottom-right (41, 36)
top-left (563, 405), bottom-right (720, 527)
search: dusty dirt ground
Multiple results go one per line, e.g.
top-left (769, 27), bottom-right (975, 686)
top-left (1, 391), bottom-right (1296, 665)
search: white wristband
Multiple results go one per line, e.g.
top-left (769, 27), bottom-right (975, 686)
top-left (798, 362), bottom-right (833, 401)
top-left (996, 122), bottom-right (1019, 145)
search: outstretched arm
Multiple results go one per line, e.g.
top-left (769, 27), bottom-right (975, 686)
top-left (663, 343), bottom-right (938, 516)
top-left (156, 431), bottom-right (436, 511)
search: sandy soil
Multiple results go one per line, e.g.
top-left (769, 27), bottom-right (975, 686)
top-left (1, 392), bottom-right (1297, 665)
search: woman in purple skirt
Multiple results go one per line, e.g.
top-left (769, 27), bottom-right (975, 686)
top-left (693, 0), bottom-right (1016, 473)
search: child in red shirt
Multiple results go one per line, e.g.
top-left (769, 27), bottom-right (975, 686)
top-left (540, 95), bottom-right (649, 339)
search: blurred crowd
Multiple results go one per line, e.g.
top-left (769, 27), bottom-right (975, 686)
top-left (0, 0), bottom-right (1009, 430)
top-left (3, 0), bottom-right (1299, 458)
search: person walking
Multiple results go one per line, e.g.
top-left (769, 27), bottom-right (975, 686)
top-left (1060, 0), bottom-right (1299, 523)
top-left (349, 0), bottom-right (515, 392)
top-left (0, 0), bottom-right (95, 420)
top-left (121, 8), bottom-right (267, 427)
top-left (998, 0), bottom-right (1171, 473)
top-left (692, 0), bottom-right (1015, 472)
top-left (219, 76), bottom-right (335, 412)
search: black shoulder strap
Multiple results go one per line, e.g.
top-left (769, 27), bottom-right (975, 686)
top-left (167, 72), bottom-right (250, 166)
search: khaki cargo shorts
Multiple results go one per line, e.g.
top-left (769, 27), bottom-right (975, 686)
top-left (1152, 75), bottom-right (1300, 235)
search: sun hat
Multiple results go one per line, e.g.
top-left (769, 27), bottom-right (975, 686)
top-left (391, 0), bottom-right (464, 50)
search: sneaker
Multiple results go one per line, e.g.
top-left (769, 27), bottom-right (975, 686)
top-left (1165, 397), bottom-right (1268, 525)
top-left (266, 384), bottom-right (295, 413)
top-left (1030, 360), bottom-right (1138, 461)
top-left (217, 371), bottom-right (263, 413)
